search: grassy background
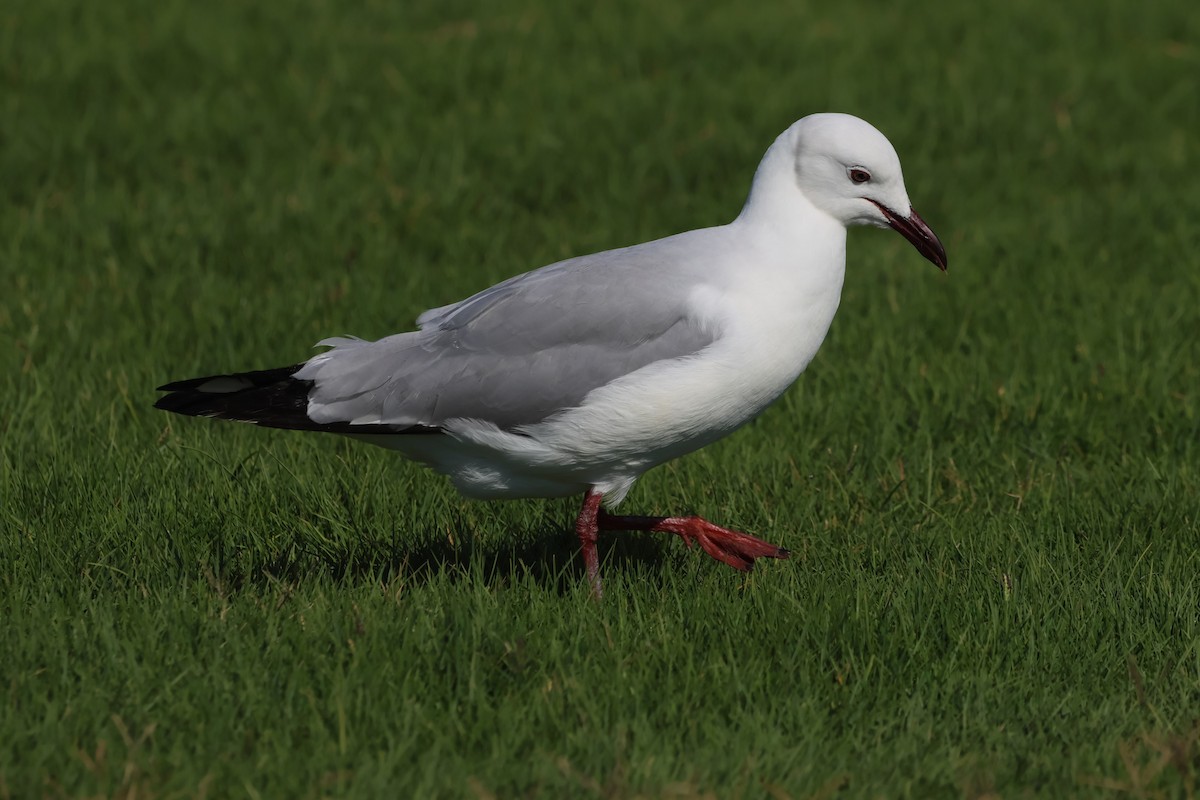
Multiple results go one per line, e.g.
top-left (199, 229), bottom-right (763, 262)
top-left (3, 0), bottom-right (1199, 796)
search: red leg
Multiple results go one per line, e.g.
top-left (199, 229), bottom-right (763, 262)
top-left (598, 509), bottom-right (789, 572)
top-left (575, 490), bottom-right (604, 598)
top-left (574, 491), bottom-right (790, 595)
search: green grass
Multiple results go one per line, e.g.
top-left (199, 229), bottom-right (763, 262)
top-left (3, 0), bottom-right (1199, 796)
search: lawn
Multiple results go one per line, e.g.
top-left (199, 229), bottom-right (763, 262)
top-left (3, 0), bottom-right (1199, 796)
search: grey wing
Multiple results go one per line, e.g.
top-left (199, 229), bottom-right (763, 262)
top-left (297, 240), bottom-right (718, 431)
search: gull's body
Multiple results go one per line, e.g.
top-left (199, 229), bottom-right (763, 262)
top-left (157, 113), bottom-right (947, 595)
top-left (339, 215), bottom-right (844, 505)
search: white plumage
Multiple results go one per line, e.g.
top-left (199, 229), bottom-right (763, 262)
top-left (157, 112), bottom-right (947, 596)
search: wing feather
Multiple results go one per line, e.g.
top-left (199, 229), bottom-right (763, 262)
top-left (299, 233), bottom-right (722, 431)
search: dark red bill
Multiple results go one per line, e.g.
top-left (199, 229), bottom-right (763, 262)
top-left (871, 201), bottom-right (948, 271)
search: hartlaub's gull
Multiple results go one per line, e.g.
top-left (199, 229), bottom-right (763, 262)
top-left (156, 112), bottom-right (947, 597)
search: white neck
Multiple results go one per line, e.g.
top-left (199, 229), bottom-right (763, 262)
top-left (731, 130), bottom-right (846, 271)
top-left (734, 131), bottom-right (805, 225)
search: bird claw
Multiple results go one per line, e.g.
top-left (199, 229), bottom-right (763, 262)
top-left (657, 517), bottom-right (789, 573)
top-left (592, 503), bottom-right (789, 583)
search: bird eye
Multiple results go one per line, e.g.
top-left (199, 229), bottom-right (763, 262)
top-left (849, 167), bottom-right (871, 185)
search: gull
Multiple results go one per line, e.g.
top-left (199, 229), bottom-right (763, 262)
top-left (156, 112), bottom-right (947, 597)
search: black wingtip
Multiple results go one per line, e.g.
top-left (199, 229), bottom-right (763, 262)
top-left (154, 363), bottom-right (445, 435)
top-left (154, 364), bottom-right (312, 424)
top-left (156, 365), bottom-right (306, 395)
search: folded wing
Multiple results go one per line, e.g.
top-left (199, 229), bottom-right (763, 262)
top-left (299, 241), bottom-right (718, 432)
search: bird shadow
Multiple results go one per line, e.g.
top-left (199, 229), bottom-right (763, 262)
top-left (253, 521), bottom-right (678, 596)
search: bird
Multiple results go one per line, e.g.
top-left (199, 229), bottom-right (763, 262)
top-left (156, 112), bottom-right (947, 597)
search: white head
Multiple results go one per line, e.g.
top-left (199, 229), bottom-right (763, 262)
top-left (744, 112), bottom-right (947, 270)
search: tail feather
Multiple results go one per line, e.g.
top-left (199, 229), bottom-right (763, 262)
top-left (154, 364), bottom-right (440, 434)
